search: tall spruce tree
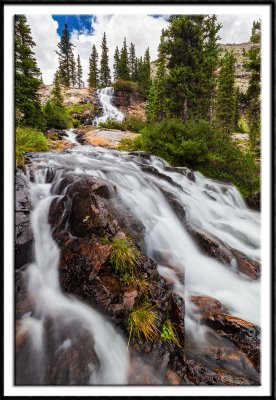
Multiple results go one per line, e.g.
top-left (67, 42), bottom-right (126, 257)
top-left (57, 23), bottom-right (75, 87)
top-left (77, 54), bottom-right (83, 88)
top-left (215, 51), bottom-right (236, 134)
top-left (99, 32), bottom-right (111, 87)
top-left (69, 51), bottom-right (77, 87)
top-left (15, 15), bottom-right (44, 128)
top-left (51, 72), bottom-right (64, 107)
top-left (244, 20), bottom-right (261, 148)
top-left (113, 46), bottom-right (120, 81)
top-left (147, 30), bottom-right (167, 121)
top-left (88, 45), bottom-right (99, 88)
top-left (129, 42), bottom-right (136, 81)
top-left (161, 15), bottom-right (206, 120)
top-left (119, 38), bottom-right (130, 80)
top-left (137, 48), bottom-right (151, 98)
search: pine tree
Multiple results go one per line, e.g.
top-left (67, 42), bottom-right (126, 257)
top-left (244, 20), bottom-right (261, 148)
top-left (99, 32), bottom-right (111, 87)
top-left (119, 38), bottom-right (130, 80)
top-left (215, 51), bottom-right (236, 134)
top-left (15, 15), bottom-right (44, 128)
top-left (137, 48), bottom-right (151, 98)
top-left (129, 42), bottom-right (136, 81)
top-left (88, 44), bottom-right (99, 88)
top-left (57, 23), bottom-right (74, 87)
top-left (162, 15), bottom-right (205, 120)
top-left (69, 50), bottom-right (77, 87)
top-left (147, 30), bottom-right (167, 121)
top-left (51, 72), bottom-right (64, 107)
top-left (199, 15), bottom-right (222, 122)
top-left (77, 54), bottom-right (83, 88)
top-left (113, 46), bottom-right (120, 81)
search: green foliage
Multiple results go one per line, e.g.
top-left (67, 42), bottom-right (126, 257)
top-left (120, 274), bottom-right (149, 292)
top-left (113, 79), bottom-right (139, 93)
top-left (110, 237), bottom-right (140, 277)
top-left (215, 51), bottom-right (236, 134)
top-left (16, 127), bottom-right (48, 165)
top-left (98, 116), bottom-right (146, 133)
top-left (119, 38), bottom-right (130, 81)
top-left (65, 103), bottom-right (92, 114)
top-left (44, 101), bottom-right (70, 130)
top-left (100, 32), bottom-right (111, 87)
top-left (128, 118), bottom-right (259, 196)
top-left (88, 44), bottom-right (99, 88)
top-left (57, 23), bottom-right (76, 87)
top-left (128, 301), bottom-right (158, 342)
top-left (77, 54), bottom-right (84, 88)
top-left (160, 320), bottom-right (180, 346)
top-left (15, 15), bottom-right (44, 129)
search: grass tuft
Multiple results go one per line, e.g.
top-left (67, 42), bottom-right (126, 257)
top-left (128, 301), bottom-right (158, 343)
top-left (16, 126), bottom-right (49, 165)
top-left (110, 237), bottom-right (140, 277)
top-left (160, 320), bottom-right (181, 347)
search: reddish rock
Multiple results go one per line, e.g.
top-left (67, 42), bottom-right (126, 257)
top-left (232, 249), bottom-right (260, 279)
top-left (166, 369), bottom-right (182, 385)
top-left (123, 287), bottom-right (139, 310)
top-left (190, 295), bottom-right (229, 317)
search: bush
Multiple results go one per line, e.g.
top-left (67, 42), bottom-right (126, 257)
top-left (113, 79), bottom-right (139, 93)
top-left (126, 118), bottom-right (259, 197)
top-left (44, 101), bottom-right (70, 130)
top-left (98, 116), bottom-right (146, 133)
top-left (16, 126), bottom-right (48, 165)
top-left (65, 103), bottom-right (92, 115)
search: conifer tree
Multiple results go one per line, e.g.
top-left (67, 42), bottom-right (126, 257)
top-left (88, 44), bottom-right (99, 88)
top-left (113, 46), bottom-right (120, 81)
top-left (57, 23), bottom-right (75, 87)
top-left (215, 51), bottom-right (236, 134)
top-left (147, 30), bottom-right (167, 121)
top-left (69, 50), bottom-right (77, 87)
top-left (244, 20), bottom-right (261, 147)
top-left (51, 72), bottom-right (64, 107)
top-left (137, 48), bottom-right (151, 98)
top-left (15, 15), bottom-right (44, 128)
top-left (77, 54), bottom-right (83, 88)
top-left (129, 42), bottom-right (136, 81)
top-left (119, 38), bottom-right (130, 80)
top-left (99, 32), bottom-right (111, 87)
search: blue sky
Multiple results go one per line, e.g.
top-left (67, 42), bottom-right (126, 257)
top-left (52, 15), bottom-right (94, 35)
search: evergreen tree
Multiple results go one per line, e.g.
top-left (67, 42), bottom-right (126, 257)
top-left (129, 42), bottom-right (136, 81)
top-left (215, 51), bottom-right (236, 134)
top-left (137, 48), bottom-right (151, 98)
top-left (77, 54), bottom-right (83, 88)
top-left (113, 46), bottom-right (120, 81)
top-left (147, 30), bottom-right (167, 121)
top-left (88, 44), bottom-right (99, 88)
top-left (119, 38), bottom-right (130, 80)
top-left (69, 50), bottom-right (77, 87)
top-left (162, 15), bottom-right (206, 120)
top-left (57, 23), bottom-right (74, 87)
top-left (244, 20), bottom-right (261, 148)
top-left (99, 32), bottom-right (111, 87)
top-left (200, 15), bottom-right (222, 122)
top-left (51, 72), bottom-right (64, 107)
top-left (15, 15), bottom-right (44, 128)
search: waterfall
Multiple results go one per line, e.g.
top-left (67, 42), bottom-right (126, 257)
top-left (16, 169), bottom-right (129, 384)
top-left (16, 144), bottom-right (260, 384)
top-left (94, 87), bottom-right (125, 126)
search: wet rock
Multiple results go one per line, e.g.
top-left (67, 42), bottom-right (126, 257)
top-left (200, 313), bottom-right (260, 372)
top-left (186, 223), bottom-right (233, 265)
top-left (190, 295), bottom-right (229, 317)
top-left (232, 249), bottom-right (260, 279)
top-left (44, 129), bottom-right (67, 141)
top-left (164, 166), bottom-right (196, 182)
top-left (123, 287), bottom-right (139, 310)
top-left (15, 173), bottom-right (33, 269)
top-left (141, 165), bottom-right (183, 190)
top-left (15, 269), bottom-right (34, 319)
top-left (245, 192), bottom-right (260, 211)
top-left (156, 185), bottom-right (187, 222)
top-left (112, 202), bottom-right (146, 244)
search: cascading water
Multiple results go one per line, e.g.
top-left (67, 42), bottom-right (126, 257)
top-left (94, 87), bottom-right (125, 126)
top-left (64, 128), bottom-right (79, 144)
top-left (16, 168), bottom-right (129, 384)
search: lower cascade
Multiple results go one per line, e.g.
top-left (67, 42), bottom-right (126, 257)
top-left (93, 87), bottom-right (125, 126)
top-left (15, 136), bottom-right (261, 385)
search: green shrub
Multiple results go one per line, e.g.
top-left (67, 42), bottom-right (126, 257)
top-left (16, 126), bottom-right (48, 165)
top-left (113, 79), bottom-right (139, 93)
top-left (128, 301), bottom-right (158, 343)
top-left (127, 118), bottom-right (259, 197)
top-left (44, 101), bottom-right (70, 130)
top-left (110, 237), bottom-right (140, 277)
top-left (65, 103), bottom-right (92, 115)
top-left (98, 116), bottom-right (146, 133)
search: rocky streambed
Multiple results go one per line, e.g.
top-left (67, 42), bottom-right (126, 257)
top-left (15, 140), bottom-right (261, 385)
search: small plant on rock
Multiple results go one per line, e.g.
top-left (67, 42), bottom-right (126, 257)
top-left (128, 301), bottom-right (158, 343)
top-left (110, 237), bottom-right (140, 277)
top-left (160, 319), bottom-right (181, 347)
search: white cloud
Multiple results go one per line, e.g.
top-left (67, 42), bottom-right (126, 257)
top-left (27, 15), bottom-right (60, 85)
top-left (71, 14), bottom-right (168, 85)
top-left (218, 14), bottom-right (260, 43)
top-left (26, 14), bottom-right (260, 86)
